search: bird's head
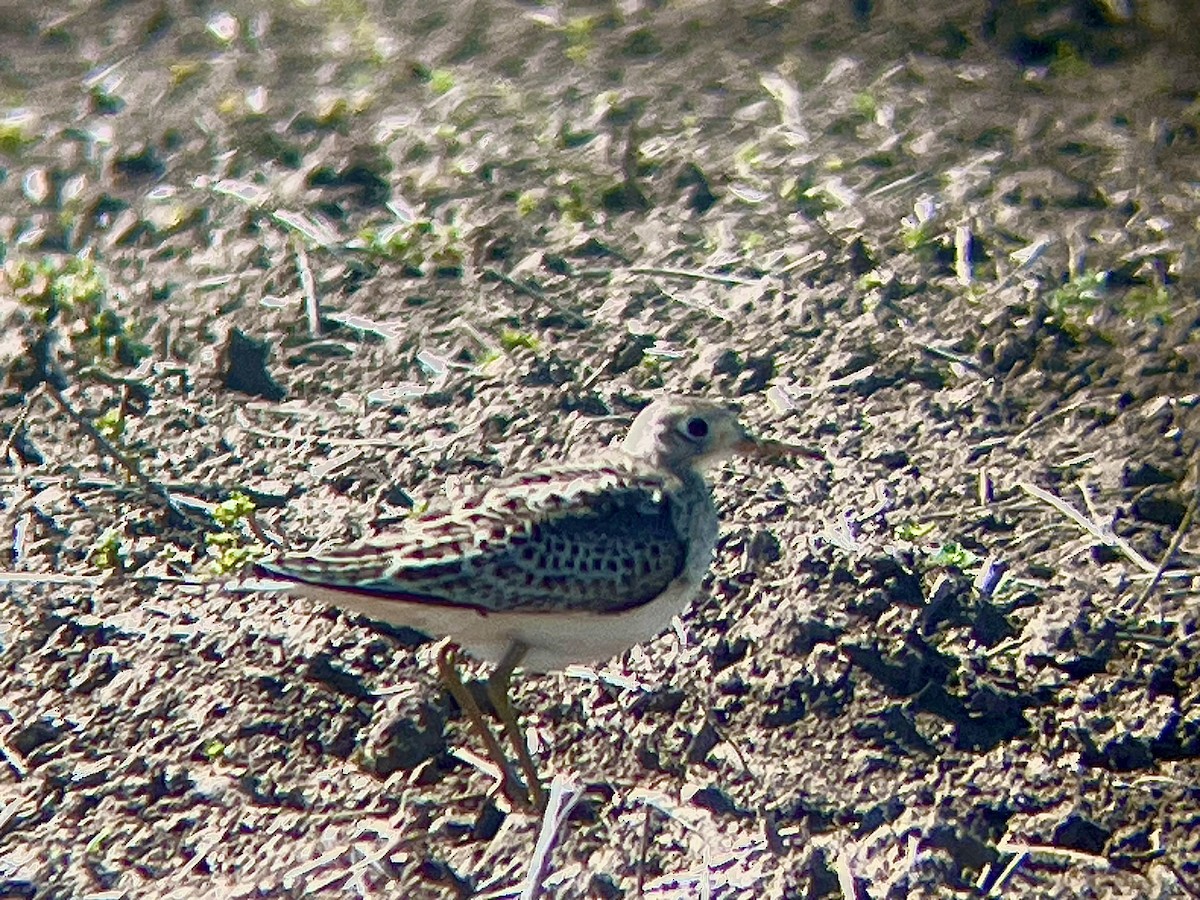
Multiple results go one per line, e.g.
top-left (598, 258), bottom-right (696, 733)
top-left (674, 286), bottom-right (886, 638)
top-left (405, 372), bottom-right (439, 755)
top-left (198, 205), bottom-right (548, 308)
top-left (620, 395), bottom-right (822, 473)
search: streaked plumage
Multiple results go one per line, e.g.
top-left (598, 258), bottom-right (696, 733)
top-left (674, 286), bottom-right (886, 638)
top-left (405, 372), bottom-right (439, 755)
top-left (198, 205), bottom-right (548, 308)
top-left (255, 395), bottom-right (812, 672)
top-left (259, 463), bottom-right (695, 615)
top-left (256, 395), bottom-right (818, 809)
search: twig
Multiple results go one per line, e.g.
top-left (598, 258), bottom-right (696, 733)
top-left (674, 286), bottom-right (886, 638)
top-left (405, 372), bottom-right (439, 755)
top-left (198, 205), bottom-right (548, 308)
top-left (994, 840), bottom-right (1110, 867)
top-left (628, 266), bottom-right (760, 287)
top-left (245, 510), bottom-right (283, 549)
top-left (984, 848), bottom-right (1027, 896)
top-left (1124, 452), bottom-right (1200, 617)
top-left (1018, 481), bottom-right (1157, 575)
top-left (0, 383), bottom-right (41, 461)
top-left (481, 267), bottom-right (590, 328)
top-left (519, 774), bottom-right (581, 900)
top-left (635, 804), bottom-right (652, 899)
top-left (704, 709), bottom-right (755, 774)
top-left (1013, 394), bottom-right (1120, 444)
top-left (481, 266), bottom-right (546, 300)
top-left (835, 847), bottom-right (860, 899)
top-left (46, 385), bottom-right (204, 526)
top-left (0, 571), bottom-right (211, 587)
top-left (1165, 862), bottom-right (1200, 899)
top-left (296, 240), bottom-right (321, 338)
top-left (771, 250), bottom-right (826, 277)
top-left (235, 423), bottom-right (399, 449)
top-left (1078, 482), bottom-right (1101, 523)
top-left (863, 171), bottom-right (931, 199)
top-left (918, 342), bottom-right (984, 372)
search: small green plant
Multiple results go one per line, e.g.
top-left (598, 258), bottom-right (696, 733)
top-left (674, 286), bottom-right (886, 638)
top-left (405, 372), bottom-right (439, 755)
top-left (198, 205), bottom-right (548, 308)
top-left (206, 491), bottom-right (267, 574)
top-left (499, 328), bottom-right (539, 352)
top-left (554, 181), bottom-right (593, 223)
top-left (353, 219), bottom-right (465, 273)
top-left (1047, 270), bottom-right (1107, 323)
top-left (203, 738), bottom-right (227, 759)
top-left (90, 529), bottom-right (125, 572)
top-left (475, 347), bottom-right (502, 368)
top-left (851, 91), bottom-right (878, 120)
top-left (741, 231), bottom-right (766, 253)
top-left (86, 827), bottom-right (113, 855)
top-left (515, 191), bottom-right (538, 217)
top-left (563, 15), bottom-right (597, 62)
top-left (212, 492), bottom-right (257, 528)
top-left (1049, 42), bottom-right (1090, 78)
top-left (897, 522), bottom-right (982, 575)
top-left (895, 521), bottom-right (938, 541)
top-left (900, 216), bottom-right (936, 252)
top-left (926, 542), bottom-right (981, 572)
top-left (427, 68), bottom-right (455, 95)
top-left (783, 172), bottom-right (841, 218)
top-left (89, 83), bottom-right (125, 115)
top-left (169, 61), bottom-right (205, 87)
top-left (900, 198), bottom-right (939, 253)
top-left (855, 270), bottom-right (886, 292)
top-left (1122, 283), bottom-right (1172, 323)
top-left (0, 117), bottom-right (35, 156)
top-left (1048, 270), bottom-right (1177, 333)
top-left (95, 408), bottom-right (125, 440)
top-left (7, 255), bottom-right (151, 368)
top-left (734, 142), bottom-right (762, 175)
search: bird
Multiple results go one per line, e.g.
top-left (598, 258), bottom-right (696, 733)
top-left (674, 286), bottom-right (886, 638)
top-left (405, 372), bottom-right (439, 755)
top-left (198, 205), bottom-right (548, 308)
top-left (255, 394), bottom-right (820, 809)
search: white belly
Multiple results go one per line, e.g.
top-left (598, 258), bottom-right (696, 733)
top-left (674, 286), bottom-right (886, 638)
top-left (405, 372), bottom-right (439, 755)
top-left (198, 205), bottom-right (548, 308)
top-left (296, 570), bottom-right (704, 672)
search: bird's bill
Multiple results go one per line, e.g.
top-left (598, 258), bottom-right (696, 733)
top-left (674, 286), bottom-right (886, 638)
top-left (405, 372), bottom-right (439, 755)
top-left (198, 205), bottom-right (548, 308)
top-left (736, 436), bottom-right (826, 461)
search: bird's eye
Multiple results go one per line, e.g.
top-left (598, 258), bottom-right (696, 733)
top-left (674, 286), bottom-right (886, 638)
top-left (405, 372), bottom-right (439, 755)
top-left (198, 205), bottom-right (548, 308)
top-left (682, 416), bottom-right (709, 440)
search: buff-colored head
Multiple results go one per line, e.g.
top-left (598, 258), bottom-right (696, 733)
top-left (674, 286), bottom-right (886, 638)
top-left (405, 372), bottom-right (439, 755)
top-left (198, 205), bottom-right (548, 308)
top-left (620, 395), bottom-right (822, 473)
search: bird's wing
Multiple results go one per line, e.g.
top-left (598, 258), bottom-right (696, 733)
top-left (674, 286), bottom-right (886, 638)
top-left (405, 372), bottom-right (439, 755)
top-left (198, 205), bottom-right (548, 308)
top-left (257, 463), bottom-right (689, 614)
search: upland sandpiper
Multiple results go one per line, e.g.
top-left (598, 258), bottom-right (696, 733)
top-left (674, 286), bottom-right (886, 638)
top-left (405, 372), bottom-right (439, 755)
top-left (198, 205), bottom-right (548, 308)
top-left (257, 395), bottom-right (820, 809)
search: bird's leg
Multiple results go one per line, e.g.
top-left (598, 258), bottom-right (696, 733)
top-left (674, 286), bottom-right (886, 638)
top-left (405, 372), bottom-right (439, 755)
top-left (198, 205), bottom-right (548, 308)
top-left (435, 640), bottom-right (532, 809)
top-left (487, 640), bottom-right (547, 812)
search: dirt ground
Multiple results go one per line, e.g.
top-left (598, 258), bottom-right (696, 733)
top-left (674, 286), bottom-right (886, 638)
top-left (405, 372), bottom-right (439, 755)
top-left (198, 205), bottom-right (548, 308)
top-left (1, 1), bottom-right (1199, 897)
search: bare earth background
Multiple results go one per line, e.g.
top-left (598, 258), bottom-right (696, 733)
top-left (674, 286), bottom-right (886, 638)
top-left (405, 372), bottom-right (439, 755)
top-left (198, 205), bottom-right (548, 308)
top-left (1, 1), bottom-right (1199, 897)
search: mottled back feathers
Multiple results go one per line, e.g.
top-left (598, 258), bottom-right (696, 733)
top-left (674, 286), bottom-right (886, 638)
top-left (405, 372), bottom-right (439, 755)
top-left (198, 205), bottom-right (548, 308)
top-left (257, 461), bottom-right (704, 614)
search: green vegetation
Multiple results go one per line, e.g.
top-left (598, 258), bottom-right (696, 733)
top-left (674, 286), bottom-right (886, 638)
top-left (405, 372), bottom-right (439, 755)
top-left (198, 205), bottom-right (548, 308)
top-left (515, 190), bottom-right (539, 217)
top-left (0, 117), bottom-right (35, 156)
top-left (895, 521), bottom-right (938, 541)
top-left (896, 522), bottom-right (983, 576)
top-left (851, 91), bottom-right (878, 120)
top-left (353, 218), bottom-right (465, 272)
top-left (94, 408), bottom-right (125, 440)
top-left (7, 255), bottom-right (151, 368)
top-left (205, 491), bottom-right (267, 574)
top-left (1046, 270), bottom-right (1174, 333)
top-left (203, 738), bottom-right (227, 759)
top-left (89, 529), bottom-right (125, 572)
top-left (900, 215), bottom-right (937, 252)
top-left (85, 828), bottom-right (113, 855)
top-left (499, 328), bottom-right (539, 352)
top-left (554, 181), bottom-right (593, 223)
top-left (783, 171), bottom-right (841, 218)
top-left (925, 541), bottom-right (981, 572)
top-left (1047, 269), bottom-right (1107, 322)
top-left (563, 15), bottom-right (597, 62)
top-left (1049, 42), bottom-right (1090, 78)
top-left (1123, 283), bottom-right (1172, 322)
top-left (212, 492), bottom-right (258, 528)
top-left (427, 68), bottom-right (455, 96)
